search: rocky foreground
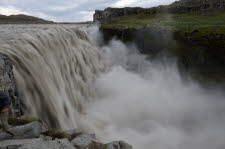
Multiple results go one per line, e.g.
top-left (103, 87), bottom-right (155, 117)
top-left (0, 118), bottom-right (132, 149)
top-left (0, 51), bottom-right (132, 148)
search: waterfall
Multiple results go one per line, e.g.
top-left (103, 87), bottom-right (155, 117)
top-left (0, 25), bottom-right (104, 130)
top-left (0, 25), bottom-right (225, 149)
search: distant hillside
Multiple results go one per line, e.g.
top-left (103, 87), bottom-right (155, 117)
top-left (0, 14), bottom-right (54, 24)
top-left (94, 0), bottom-right (225, 24)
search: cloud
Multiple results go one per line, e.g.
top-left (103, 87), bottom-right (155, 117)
top-left (0, 0), bottom-right (177, 22)
top-left (114, 0), bottom-right (138, 7)
top-left (47, 4), bottom-right (79, 11)
top-left (0, 6), bottom-right (30, 16)
top-left (78, 11), bottom-right (95, 21)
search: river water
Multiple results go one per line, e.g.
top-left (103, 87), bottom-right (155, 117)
top-left (0, 24), bottom-right (225, 149)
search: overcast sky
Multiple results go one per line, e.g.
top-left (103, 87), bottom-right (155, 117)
top-left (0, 0), bottom-right (176, 22)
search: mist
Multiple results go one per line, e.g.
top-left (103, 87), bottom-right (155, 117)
top-left (85, 25), bottom-right (225, 149)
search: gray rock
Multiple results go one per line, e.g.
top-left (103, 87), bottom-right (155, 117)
top-left (106, 141), bottom-right (132, 149)
top-left (118, 141), bottom-right (132, 149)
top-left (71, 134), bottom-right (97, 149)
top-left (0, 138), bottom-right (75, 149)
top-left (106, 141), bottom-right (120, 149)
top-left (0, 121), bottom-right (42, 141)
top-left (0, 131), bottom-right (13, 141)
top-left (39, 135), bottom-right (53, 141)
top-left (0, 138), bottom-right (43, 149)
top-left (0, 55), bottom-right (23, 117)
top-left (9, 121), bottom-right (42, 139)
top-left (18, 139), bottom-right (75, 149)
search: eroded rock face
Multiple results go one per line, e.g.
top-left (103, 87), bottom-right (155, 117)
top-left (94, 0), bottom-right (225, 24)
top-left (170, 0), bottom-right (225, 13)
top-left (0, 55), bottom-right (23, 117)
top-left (94, 7), bottom-right (163, 24)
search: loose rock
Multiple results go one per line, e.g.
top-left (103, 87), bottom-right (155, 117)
top-left (18, 139), bottom-right (75, 149)
top-left (0, 121), bottom-right (42, 141)
top-left (71, 134), bottom-right (97, 149)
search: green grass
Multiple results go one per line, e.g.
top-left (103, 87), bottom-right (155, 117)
top-left (102, 10), bottom-right (225, 31)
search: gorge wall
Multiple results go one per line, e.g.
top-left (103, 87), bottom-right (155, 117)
top-left (0, 55), bottom-right (22, 117)
top-left (94, 0), bottom-right (225, 24)
top-left (94, 0), bottom-right (225, 84)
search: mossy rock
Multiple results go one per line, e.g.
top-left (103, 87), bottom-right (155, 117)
top-left (42, 128), bottom-right (72, 140)
top-left (8, 117), bottom-right (42, 126)
top-left (71, 132), bottom-right (82, 140)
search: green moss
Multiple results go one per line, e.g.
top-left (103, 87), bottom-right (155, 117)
top-left (42, 128), bottom-right (72, 140)
top-left (8, 117), bottom-right (42, 126)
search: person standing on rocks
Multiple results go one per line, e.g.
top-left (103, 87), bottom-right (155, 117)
top-left (0, 91), bottom-right (11, 130)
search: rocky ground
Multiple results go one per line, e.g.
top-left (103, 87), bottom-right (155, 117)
top-left (0, 53), bottom-right (132, 149)
top-left (0, 117), bottom-right (132, 149)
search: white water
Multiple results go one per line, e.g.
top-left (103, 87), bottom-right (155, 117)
top-left (86, 25), bottom-right (225, 149)
top-left (0, 25), bottom-right (104, 130)
top-left (0, 25), bottom-right (225, 149)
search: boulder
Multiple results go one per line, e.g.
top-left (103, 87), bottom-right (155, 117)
top-left (0, 121), bottom-right (43, 141)
top-left (106, 141), bottom-right (132, 149)
top-left (0, 138), bottom-right (43, 149)
top-left (18, 139), bottom-right (75, 149)
top-left (71, 134), bottom-right (98, 149)
top-left (0, 131), bottom-right (13, 141)
top-left (0, 138), bottom-right (75, 149)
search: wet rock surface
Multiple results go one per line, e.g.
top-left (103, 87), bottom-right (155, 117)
top-left (0, 121), bottom-right (43, 141)
top-left (0, 55), bottom-right (23, 117)
top-left (0, 121), bottom-right (132, 149)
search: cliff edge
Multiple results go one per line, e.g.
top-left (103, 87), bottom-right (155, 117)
top-left (94, 0), bottom-right (225, 84)
top-left (94, 0), bottom-right (225, 24)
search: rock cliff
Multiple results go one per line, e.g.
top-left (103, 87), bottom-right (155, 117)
top-left (0, 55), bottom-right (23, 116)
top-left (94, 0), bottom-right (225, 24)
top-left (95, 0), bottom-right (225, 83)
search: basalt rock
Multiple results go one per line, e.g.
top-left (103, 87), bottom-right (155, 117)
top-left (0, 121), bottom-right (43, 141)
top-left (94, 6), bottom-right (165, 24)
top-left (0, 121), bottom-right (133, 149)
top-left (0, 55), bottom-right (23, 117)
top-left (0, 138), bottom-right (75, 149)
top-left (94, 0), bottom-right (225, 24)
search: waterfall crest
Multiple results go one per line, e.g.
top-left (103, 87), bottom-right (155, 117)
top-left (0, 25), bottom-right (103, 129)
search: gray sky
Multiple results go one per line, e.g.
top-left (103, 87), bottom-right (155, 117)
top-left (0, 0), bottom-right (176, 22)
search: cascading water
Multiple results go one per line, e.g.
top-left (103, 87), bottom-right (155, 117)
top-left (0, 24), bottom-right (225, 149)
top-left (0, 25), bottom-right (104, 130)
